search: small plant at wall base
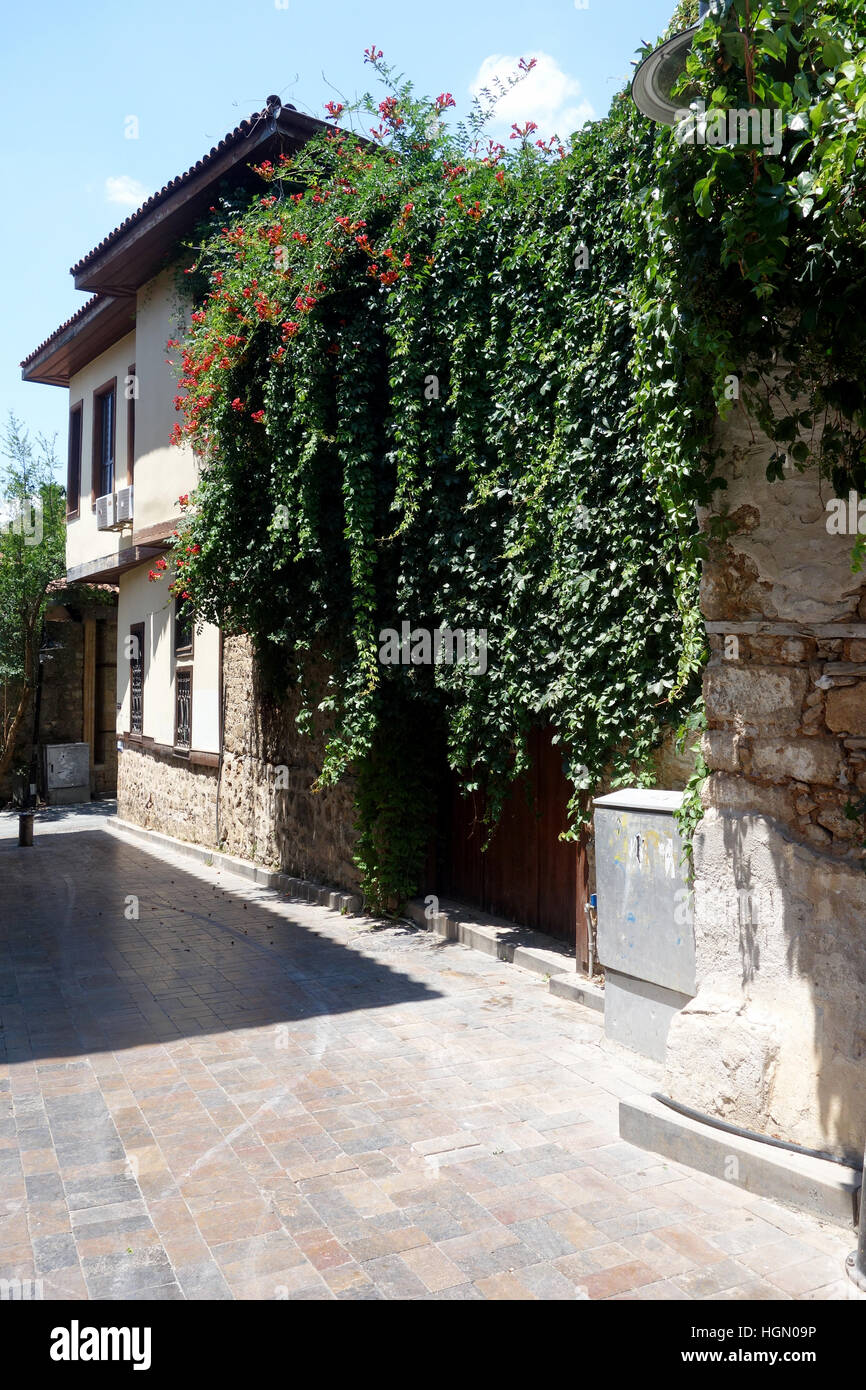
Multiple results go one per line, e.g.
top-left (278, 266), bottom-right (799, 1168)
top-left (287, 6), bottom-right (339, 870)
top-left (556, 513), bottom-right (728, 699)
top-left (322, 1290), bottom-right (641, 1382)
top-left (161, 0), bottom-right (866, 910)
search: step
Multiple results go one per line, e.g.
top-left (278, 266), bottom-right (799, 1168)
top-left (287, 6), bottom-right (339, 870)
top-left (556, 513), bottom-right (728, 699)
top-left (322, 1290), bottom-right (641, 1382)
top-left (620, 1092), bottom-right (861, 1231)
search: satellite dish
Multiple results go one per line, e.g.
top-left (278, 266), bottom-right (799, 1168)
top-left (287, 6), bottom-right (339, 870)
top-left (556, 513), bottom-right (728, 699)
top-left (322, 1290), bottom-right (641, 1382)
top-left (631, 1), bottom-right (714, 125)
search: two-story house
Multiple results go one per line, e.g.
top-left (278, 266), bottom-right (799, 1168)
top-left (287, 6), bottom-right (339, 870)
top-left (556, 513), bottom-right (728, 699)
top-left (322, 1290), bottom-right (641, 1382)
top-left (20, 95), bottom-right (602, 952)
top-left (19, 98), bottom-right (364, 873)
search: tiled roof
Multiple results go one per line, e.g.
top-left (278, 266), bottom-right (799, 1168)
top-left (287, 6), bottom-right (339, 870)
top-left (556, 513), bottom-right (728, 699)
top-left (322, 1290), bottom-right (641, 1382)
top-left (19, 295), bottom-right (105, 369)
top-left (70, 100), bottom-right (288, 276)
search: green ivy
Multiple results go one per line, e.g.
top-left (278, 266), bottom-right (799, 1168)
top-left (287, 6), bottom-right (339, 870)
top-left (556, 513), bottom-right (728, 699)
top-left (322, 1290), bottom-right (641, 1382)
top-left (162, 2), bottom-right (866, 910)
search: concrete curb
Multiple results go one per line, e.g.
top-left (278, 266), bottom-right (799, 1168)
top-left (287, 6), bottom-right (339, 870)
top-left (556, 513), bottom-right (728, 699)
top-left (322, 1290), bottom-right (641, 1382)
top-left (620, 1093), bottom-right (860, 1231)
top-left (105, 816), bottom-right (364, 917)
top-left (549, 974), bottom-right (605, 1014)
top-left (406, 895), bottom-right (604, 1011)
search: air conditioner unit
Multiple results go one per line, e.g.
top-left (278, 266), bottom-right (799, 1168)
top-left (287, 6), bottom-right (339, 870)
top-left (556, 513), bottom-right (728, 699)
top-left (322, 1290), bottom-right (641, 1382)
top-left (115, 485), bottom-right (134, 525)
top-left (96, 492), bottom-right (116, 530)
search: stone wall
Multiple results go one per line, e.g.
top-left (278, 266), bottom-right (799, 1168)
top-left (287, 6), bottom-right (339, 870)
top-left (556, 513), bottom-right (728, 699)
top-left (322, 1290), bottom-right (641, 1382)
top-left (663, 410), bottom-right (866, 1159)
top-left (217, 636), bottom-right (360, 888)
top-left (117, 745), bottom-right (219, 845)
top-left (117, 635), bottom-right (360, 890)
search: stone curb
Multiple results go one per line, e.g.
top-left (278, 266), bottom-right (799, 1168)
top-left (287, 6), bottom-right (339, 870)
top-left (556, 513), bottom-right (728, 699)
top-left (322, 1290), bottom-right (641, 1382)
top-left (620, 1093), bottom-right (861, 1232)
top-left (105, 816), bottom-right (364, 917)
top-left (548, 974), bottom-right (605, 1013)
top-left (406, 895), bottom-right (604, 1011)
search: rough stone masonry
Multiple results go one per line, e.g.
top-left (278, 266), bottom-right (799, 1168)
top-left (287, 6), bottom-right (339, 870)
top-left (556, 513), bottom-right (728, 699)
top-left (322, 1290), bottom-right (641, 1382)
top-left (665, 408), bottom-right (866, 1161)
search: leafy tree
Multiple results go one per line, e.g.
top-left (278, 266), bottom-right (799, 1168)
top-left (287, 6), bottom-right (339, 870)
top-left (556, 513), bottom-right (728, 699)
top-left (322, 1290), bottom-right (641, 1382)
top-left (0, 416), bottom-right (66, 788)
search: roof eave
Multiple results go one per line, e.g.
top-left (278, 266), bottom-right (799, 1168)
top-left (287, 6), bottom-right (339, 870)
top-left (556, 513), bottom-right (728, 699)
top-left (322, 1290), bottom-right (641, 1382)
top-left (21, 295), bottom-right (137, 387)
top-left (73, 107), bottom-right (330, 296)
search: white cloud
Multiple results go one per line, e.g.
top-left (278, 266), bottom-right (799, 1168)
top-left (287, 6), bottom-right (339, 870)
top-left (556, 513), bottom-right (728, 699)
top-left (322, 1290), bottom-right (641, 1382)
top-left (104, 175), bottom-right (149, 209)
top-left (470, 52), bottom-right (594, 142)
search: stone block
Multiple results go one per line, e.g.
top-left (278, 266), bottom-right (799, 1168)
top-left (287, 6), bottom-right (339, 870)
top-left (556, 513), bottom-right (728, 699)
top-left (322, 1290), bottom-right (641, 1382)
top-left (749, 737), bottom-right (842, 787)
top-left (704, 665), bottom-right (808, 730)
top-left (825, 683), bottom-right (866, 735)
top-left (701, 730), bottom-right (740, 773)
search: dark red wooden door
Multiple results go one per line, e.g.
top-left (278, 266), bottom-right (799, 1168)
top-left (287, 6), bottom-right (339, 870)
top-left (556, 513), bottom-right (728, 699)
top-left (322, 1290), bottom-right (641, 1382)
top-left (439, 728), bottom-right (590, 960)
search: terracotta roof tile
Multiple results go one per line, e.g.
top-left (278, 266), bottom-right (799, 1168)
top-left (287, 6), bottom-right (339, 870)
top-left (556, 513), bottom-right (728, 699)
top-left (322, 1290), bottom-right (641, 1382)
top-left (20, 295), bottom-right (106, 369)
top-left (70, 101), bottom-right (285, 276)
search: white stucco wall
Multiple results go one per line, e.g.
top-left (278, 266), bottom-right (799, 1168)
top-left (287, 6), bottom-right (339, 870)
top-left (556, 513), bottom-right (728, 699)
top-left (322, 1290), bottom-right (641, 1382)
top-left (116, 561), bottom-right (220, 754)
top-left (65, 267), bottom-right (199, 576)
top-left (133, 269), bottom-right (199, 533)
top-left (66, 331), bottom-right (136, 572)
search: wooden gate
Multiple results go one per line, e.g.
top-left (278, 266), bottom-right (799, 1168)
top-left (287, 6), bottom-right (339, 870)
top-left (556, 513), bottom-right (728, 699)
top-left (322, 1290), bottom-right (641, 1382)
top-left (437, 727), bottom-right (590, 962)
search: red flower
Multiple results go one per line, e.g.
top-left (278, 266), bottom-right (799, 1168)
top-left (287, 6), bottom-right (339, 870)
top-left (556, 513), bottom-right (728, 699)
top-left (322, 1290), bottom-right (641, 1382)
top-left (324, 101), bottom-right (344, 120)
top-left (378, 96), bottom-right (404, 127)
top-left (250, 410), bottom-right (265, 423)
top-left (435, 93), bottom-right (456, 112)
top-left (231, 398), bottom-right (246, 412)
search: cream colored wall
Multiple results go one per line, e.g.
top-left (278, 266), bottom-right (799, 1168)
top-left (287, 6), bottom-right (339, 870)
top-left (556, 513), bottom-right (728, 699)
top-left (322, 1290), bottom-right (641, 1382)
top-left (66, 331), bottom-right (136, 571)
top-left (117, 561), bottom-right (221, 754)
top-left (133, 269), bottom-right (199, 532)
top-left (66, 267), bottom-right (199, 573)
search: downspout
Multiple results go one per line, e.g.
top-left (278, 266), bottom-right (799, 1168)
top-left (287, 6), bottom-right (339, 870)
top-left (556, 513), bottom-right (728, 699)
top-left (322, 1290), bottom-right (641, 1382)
top-left (215, 629), bottom-right (224, 850)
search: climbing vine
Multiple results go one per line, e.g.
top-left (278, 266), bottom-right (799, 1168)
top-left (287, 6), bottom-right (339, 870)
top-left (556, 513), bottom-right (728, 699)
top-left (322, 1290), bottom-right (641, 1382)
top-left (159, 0), bottom-right (866, 909)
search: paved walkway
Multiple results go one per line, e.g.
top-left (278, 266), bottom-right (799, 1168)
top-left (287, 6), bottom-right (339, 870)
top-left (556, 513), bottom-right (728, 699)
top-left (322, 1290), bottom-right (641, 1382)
top-left (0, 808), bottom-right (854, 1300)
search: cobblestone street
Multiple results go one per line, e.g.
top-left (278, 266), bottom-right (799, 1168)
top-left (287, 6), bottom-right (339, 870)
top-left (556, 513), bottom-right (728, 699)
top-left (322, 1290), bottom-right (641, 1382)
top-left (0, 808), bottom-right (854, 1301)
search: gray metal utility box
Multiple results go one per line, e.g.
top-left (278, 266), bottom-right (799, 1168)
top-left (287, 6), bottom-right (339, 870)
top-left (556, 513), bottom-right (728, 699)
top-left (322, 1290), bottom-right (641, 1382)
top-left (44, 743), bottom-right (90, 805)
top-left (593, 789), bottom-right (695, 1062)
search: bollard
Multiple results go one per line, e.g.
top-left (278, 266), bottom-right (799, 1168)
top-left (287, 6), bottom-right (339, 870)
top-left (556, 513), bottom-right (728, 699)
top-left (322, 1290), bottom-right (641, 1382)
top-left (846, 1150), bottom-right (866, 1293)
top-left (18, 812), bottom-right (34, 847)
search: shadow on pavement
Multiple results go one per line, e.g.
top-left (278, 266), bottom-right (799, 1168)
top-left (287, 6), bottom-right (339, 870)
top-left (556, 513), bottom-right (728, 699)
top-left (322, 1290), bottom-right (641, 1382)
top-left (0, 823), bottom-right (441, 1065)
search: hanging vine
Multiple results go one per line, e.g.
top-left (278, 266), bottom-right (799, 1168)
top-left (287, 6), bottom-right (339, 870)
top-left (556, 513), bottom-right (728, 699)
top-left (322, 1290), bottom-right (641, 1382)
top-left (157, 1), bottom-right (866, 909)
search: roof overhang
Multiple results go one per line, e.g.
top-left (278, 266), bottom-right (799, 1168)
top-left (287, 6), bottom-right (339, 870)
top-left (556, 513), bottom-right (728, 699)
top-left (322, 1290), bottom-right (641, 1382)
top-left (72, 105), bottom-right (329, 296)
top-left (66, 544), bottom-right (169, 586)
top-left (21, 99), bottom-right (333, 390)
top-left (22, 295), bottom-right (136, 387)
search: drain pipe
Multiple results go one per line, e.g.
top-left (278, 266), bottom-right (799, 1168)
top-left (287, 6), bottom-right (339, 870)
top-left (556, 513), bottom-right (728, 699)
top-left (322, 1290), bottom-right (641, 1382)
top-left (847, 1148), bottom-right (866, 1293)
top-left (584, 893), bottom-right (598, 978)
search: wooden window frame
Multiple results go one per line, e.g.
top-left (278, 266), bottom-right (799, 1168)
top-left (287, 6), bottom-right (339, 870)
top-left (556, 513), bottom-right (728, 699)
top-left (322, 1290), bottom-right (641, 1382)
top-left (174, 666), bottom-right (193, 755)
top-left (67, 400), bottom-right (83, 519)
top-left (173, 597), bottom-right (194, 660)
top-left (129, 622), bottom-right (145, 737)
top-left (91, 376), bottom-right (117, 510)
top-left (126, 362), bottom-right (136, 487)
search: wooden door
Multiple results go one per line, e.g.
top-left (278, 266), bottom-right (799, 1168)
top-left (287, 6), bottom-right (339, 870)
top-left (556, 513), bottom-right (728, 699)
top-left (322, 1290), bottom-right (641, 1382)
top-left (439, 727), bottom-right (590, 962)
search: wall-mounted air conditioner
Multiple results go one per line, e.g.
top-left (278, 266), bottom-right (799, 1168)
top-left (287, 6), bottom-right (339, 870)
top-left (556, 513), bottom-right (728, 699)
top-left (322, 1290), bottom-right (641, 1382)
top-left (96, 492), bottom-right (116, 530)
top-left (115, 485), bottom-right (134, 524)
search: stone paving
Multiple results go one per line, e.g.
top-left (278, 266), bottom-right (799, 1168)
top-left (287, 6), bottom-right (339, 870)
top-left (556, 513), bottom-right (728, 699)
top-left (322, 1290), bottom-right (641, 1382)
top-left (0, 807), bottom-right (855, 1300)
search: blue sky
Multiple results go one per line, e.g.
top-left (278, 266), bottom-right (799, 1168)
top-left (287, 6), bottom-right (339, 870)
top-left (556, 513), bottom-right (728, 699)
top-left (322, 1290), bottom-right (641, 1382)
top-left (3, 0), bottom-right (676, 464)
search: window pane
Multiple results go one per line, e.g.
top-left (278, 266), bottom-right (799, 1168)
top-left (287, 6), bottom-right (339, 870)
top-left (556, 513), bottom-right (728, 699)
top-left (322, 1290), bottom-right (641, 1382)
top-left (68, 408), bottom-right (82, 513)
top-left (175, 599), bottom-right (194, 655)
top-left (130, 624), bottom-right (144, 734)
top-left (175, 669), bottom-right (192, 750)
top-left (100, 390), bottom-right (115, 496)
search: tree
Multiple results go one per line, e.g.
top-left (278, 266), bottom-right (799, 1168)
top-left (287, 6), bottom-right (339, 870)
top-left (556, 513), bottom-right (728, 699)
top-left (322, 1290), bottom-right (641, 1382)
top-left (0, 416), bottom-right (66, 788)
